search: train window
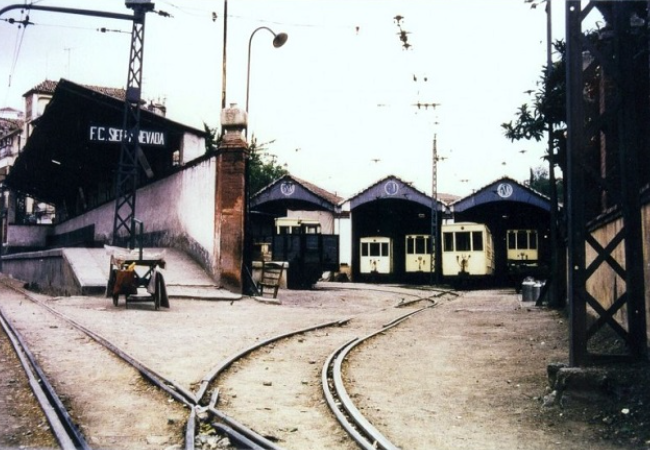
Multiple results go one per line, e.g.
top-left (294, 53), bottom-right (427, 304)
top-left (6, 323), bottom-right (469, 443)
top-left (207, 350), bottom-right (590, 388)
top-left (517, 231), bottom-right (528, 249)
top-left (361, 242), bottom-right (368, 256)
top-left (418, 237), bottom-right (427, 253)
top-left (472, 231), bottom-right (483, 251)
top-left (381, 242), bottom-right (389, 256)
top-left (508, 231), bottom-right (516, 250)
top-left (370, 242), bottom-right (381, 257)
top-left (443, 232), bottom-right (454, 251)
top-left (456, 232), bottom-right (471, 251)
top-left (407, 236), bottom-right (427, 254)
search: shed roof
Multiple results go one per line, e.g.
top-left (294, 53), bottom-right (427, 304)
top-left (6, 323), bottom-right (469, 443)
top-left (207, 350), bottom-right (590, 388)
top-left (6, 78), bottom-right (205, 206)
top-left (450, 176), bottom-right (551, 213)
top-left (346, 175), bottom-right (445, 211)
top-left (251, 174), bottom-right (343, 212)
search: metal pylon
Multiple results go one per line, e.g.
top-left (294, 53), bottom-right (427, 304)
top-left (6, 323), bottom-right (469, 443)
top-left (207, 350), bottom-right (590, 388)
top-left (112, 1), bottom-right (154, 247)
top-left (565, 1), bottom-right (648, 365)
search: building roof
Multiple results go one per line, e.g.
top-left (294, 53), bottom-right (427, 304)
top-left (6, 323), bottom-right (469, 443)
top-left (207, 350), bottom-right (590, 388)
top-left (0, 117), bottom-right (23, 136)
top-left (23, 79), bottom-right (127, 101)
top-left (251, 174), bottom-right (343, 212)
top-left (345, 175), bottom-right (446, 211)
top-left (0, 106), bottom-right (24, 119)
top-left (6, 79), bottom-right (205, 209)
top-left (450, 176), bottom-right (551, 213)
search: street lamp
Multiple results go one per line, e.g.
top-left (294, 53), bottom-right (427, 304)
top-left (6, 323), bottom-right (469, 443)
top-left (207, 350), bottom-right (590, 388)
top-left (242, 26), bottom-right (287, 295)
top-left (245, 26), bottom-right (288, 114)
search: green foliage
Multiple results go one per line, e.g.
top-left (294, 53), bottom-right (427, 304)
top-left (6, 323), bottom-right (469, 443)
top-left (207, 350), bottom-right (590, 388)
top-left (248, 136), bottom-right (289, 196)
top-left (203, 122), bottom-right (220, 153)
top-left (501, 40), bottom-right (566, 143)
top-left (529, 165), bottom-right (563, 199)
top-left (501, 40), bottom-right (567, 173)
top-left (201, 125), bottom-right (288, 195)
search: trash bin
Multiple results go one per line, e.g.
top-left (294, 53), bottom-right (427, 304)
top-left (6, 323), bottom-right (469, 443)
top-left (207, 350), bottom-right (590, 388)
top-left (521, 280), bottom-right (535, 302)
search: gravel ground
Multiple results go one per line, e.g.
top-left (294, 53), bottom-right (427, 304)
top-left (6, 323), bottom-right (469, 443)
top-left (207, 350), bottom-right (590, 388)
top-left (1, 274), bottom-right (649, 450)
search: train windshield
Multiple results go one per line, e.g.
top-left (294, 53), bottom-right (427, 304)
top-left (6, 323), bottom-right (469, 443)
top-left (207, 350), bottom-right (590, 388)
top-left (443, 230), bottom-right (483, 252)
top-left (407, 235), bottom-right (428, 254)
top-left (456, 232), bottom-right (471, 251)
top-left (361, 241), bottom-right (389, 257)
top-left (508, 230), bottom-right (538, 250)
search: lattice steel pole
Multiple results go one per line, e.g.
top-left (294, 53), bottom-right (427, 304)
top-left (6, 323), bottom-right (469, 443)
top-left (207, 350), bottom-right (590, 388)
top-left (565, 0), bottom-right (648, 365)
top-left (112, 0), bottom-right (155, 247)
top-left (431, 133), bottom-right (439, 285)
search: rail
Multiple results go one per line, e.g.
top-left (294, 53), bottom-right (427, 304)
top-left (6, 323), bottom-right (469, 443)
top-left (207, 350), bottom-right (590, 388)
top-left (322, 301), bottom-right (439, 450)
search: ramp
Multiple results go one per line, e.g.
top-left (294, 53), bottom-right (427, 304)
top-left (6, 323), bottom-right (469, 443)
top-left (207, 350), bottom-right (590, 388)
top-left (64, 247), bottom-right (241, 300)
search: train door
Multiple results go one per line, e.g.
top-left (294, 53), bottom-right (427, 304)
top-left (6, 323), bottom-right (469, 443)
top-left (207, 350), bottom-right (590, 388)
top-left (360, 237), bottom-right (392, 274)
top-left (405, 234), bottom-right (433, 273)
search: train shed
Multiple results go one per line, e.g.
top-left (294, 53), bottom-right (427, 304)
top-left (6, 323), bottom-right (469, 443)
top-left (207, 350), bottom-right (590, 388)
top-left (342, 176), bottom-right (446, 284)
top-left (450, 176), bottom-right (552, 284)
top-left (250, 174), bottom-right (344, 286)
top-left (250, 174), bottom-right (343, 236)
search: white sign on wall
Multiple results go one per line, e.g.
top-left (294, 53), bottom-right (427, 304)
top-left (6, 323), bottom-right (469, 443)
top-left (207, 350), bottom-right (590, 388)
top-left (88, 126), bottom-right (167, 147)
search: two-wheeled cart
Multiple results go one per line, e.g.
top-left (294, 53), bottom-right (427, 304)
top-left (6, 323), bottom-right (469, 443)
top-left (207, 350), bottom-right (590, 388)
top-left (107, 256), bottom-right (169, 310)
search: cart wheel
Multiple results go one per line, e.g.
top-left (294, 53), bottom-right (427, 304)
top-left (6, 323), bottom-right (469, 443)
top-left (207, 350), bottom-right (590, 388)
top-left (108, 268), bottom-right (119, 306)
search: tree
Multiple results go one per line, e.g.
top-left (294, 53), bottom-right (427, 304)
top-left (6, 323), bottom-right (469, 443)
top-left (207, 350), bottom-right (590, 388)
top-left (248, 136), bottom-right (289, 195)
top-left (202, 124), bottom-right (288, 195)
top-left (203, 122), bottom-right (221, 154)
top-left (528, 165), bottom-right (563, 200)
top-left (501, 40), bottom-right (567, 173)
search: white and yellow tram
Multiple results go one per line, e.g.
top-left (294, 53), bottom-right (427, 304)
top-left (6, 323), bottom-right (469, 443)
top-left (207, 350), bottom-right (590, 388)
top-left (506, 229), bottom-right (539, 265)
top-left (360, 236), bottom-right (392, 274)
top-left (405, 234), bottom-right (434, 273)
top-left (441, 222), bottom-right (494, 279)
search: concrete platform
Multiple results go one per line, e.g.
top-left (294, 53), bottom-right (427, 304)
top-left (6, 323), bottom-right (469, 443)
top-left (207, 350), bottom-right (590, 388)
top-left (2, 247), bottom-right (242, 300)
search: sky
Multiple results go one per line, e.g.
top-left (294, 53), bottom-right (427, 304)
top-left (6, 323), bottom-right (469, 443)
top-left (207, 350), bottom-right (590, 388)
top-left (0, 0), bottom-right (583, 199)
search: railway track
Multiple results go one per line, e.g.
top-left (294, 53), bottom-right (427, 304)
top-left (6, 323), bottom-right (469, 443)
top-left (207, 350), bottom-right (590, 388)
top-left (0, 304), bottom-right (89, 450)
top-left (322, 303), bottom-right (438, 450)
top-left (0, 278), bottom-right (454, 449)
top-left (208, 288), bottom-right (446, 449)
top-left (0, 279), bottom-right (289, 450)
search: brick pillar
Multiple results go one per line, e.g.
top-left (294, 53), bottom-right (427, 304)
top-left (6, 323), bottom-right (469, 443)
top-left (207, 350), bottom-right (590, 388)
top-left (214, 104), bottom-right (248, 292)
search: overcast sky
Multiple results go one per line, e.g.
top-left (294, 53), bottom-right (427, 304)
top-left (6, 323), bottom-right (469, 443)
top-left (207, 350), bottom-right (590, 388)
top-left (1, 0), bottom-right (584, 199)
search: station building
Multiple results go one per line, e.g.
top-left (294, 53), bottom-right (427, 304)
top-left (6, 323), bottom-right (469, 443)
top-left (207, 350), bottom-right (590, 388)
top-left (1, 78), bottom-right (250, 292)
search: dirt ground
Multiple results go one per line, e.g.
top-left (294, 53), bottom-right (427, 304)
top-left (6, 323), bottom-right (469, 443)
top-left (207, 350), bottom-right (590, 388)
top-left (1, 275), bottom-right (649, 450)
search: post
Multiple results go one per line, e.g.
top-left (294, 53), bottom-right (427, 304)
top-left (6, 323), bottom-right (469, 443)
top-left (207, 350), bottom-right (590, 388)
top-left (214, 103), bottom-right (248, 292)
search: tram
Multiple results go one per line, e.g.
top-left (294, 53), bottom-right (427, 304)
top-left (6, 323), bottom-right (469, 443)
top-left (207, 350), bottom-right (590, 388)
top-left (506, 228), bottom-right (543, 282)
top-left (441, 222), bottom-right (494, 282)
top-left (359, 236), bottom-right (392, 274)
top-left (506, 229), bottom-right (539, 266)
top-left (405, 234), bottom-right (434, 273)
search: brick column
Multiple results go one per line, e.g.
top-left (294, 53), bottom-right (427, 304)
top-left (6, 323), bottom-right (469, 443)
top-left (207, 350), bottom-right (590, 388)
top-left (214, 104), bottom-right (248, 292)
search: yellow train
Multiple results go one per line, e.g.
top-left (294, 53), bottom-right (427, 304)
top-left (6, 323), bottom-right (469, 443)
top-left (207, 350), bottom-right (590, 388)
top-left (441, 222), bottom-right (495, 281)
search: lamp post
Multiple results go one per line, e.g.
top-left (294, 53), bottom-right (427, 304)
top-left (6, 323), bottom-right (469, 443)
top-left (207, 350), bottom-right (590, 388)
top-left (245, 26), bottom-right (288, 114)
top-left (242, 26), bottom-right (288, 295)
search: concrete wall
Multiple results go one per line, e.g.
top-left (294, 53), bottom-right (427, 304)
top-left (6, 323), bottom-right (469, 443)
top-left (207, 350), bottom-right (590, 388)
top-left (48, 156), bottom-right (217, 278)
top-left (1, 249), bottom-right (79, 295)
top-left (6, 224), bottom-right (51, 248)
top-left (586, 202), bottom-right (650, 341)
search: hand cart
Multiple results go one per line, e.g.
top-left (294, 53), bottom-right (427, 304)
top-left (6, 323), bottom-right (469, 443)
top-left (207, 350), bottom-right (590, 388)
top-left (107, 256), bottom-right (169, 310)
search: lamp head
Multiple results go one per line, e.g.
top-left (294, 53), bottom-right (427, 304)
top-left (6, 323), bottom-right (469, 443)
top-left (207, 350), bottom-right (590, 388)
top-left (273, 32), bottom-right (288, 48)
